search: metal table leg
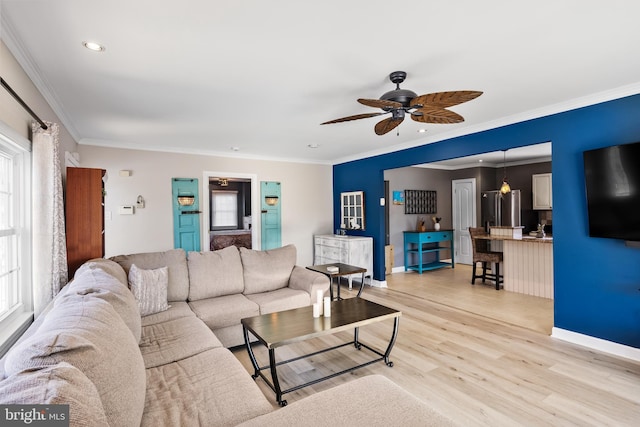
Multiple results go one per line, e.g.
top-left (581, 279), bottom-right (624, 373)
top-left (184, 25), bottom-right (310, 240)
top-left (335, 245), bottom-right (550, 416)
top-left (383, 317), bottom-right (400, 367)
top-left (269, 348), bottom-right (287, 406)
top-left (356, 271), bottom-right (366, 297)
top-left (243, 326), bottom-right (260, 378)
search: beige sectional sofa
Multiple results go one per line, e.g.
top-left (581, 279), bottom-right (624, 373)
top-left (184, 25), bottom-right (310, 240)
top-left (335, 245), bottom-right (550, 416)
top-left (0, 244), bottom-right (454, 426)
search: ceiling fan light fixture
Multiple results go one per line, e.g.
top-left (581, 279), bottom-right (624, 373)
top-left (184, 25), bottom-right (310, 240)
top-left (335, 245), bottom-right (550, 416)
top-left (320, 71), bottom-right (482, 136)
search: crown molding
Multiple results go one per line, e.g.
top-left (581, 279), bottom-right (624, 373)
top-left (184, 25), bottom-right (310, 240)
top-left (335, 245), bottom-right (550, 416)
top-left (1, 13), bottom-right (81, 143)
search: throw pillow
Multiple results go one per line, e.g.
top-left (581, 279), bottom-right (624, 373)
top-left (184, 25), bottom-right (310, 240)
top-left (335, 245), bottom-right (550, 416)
top-left (128, 264), bottom-right (170, 316)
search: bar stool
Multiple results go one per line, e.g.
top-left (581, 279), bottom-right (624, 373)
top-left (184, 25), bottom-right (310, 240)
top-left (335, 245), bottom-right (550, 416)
top-left (469, 227), bottom-right (503, 290)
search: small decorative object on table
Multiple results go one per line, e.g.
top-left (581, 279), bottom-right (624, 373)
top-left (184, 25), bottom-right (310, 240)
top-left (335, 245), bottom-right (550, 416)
top-left (416, 217), bottom-right (426, 232)
top-left (326, 266), bottom-right (339, 273)
top-left (323, 297), bottom-right (331, 317)
top-left (432, 216), bottom-right (442, 231)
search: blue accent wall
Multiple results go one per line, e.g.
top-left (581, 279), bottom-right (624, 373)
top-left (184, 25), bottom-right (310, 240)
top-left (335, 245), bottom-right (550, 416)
top-left (333, 94), bottom-right (640, 348)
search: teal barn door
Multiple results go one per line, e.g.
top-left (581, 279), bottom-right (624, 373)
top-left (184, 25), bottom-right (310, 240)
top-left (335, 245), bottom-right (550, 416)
top-left (172, 178), bottom-right (201, 252)
top-left (260, 181), bottom-right (281, 250)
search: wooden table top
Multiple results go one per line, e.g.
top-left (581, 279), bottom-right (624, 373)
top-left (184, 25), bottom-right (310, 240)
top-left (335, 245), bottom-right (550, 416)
top-left (306, 263), bottom-right (367, 276)
top-left (241, 298), bottom-right (401, 349)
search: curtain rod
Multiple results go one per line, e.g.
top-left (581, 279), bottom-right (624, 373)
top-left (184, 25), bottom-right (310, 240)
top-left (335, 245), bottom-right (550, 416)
top-left (0, 76), bottom-right (48, 130)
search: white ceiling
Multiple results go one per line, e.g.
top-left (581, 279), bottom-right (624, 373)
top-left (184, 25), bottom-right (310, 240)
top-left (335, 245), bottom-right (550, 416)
top-left (2, 1), bottom-right (640, 164)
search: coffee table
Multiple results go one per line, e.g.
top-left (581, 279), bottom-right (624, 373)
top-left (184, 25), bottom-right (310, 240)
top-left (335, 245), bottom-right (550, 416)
top-left (241, 298), bottom-right (401, 406)
top-left (306, 263), bottom-right (367, 300)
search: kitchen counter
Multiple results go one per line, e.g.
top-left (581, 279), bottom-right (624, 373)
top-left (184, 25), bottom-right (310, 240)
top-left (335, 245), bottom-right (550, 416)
top-left (474, 232), bottom-right (553, 299)
top-left (475, 234), bottom-right (553, 244)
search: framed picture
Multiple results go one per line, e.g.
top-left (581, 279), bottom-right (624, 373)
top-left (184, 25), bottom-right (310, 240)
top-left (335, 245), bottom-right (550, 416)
top-left (404, 190), bottom-right (437, 214)
top-left (392, 191), bottom-right (404, 205)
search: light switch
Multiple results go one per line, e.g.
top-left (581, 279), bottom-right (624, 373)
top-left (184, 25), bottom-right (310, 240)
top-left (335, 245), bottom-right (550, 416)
top-left (105, 211), bottom-right (112, 221)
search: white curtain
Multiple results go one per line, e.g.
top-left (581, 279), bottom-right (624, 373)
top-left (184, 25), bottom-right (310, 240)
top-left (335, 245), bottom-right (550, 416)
top-left (32, 121), bottom-right (68, 317)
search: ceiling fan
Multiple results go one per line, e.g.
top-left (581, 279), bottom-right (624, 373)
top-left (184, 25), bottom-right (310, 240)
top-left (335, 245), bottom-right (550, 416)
top-left (321, 71), bottom-right (482, 135)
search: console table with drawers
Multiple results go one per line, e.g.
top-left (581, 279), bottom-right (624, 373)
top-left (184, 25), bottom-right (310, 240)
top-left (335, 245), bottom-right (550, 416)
top-left (313, 235), bottom-right (373, 288)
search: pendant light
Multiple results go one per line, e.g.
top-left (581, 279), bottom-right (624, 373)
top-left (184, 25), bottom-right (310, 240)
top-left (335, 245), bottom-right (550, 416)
top-left (500, 150), bottom-right (511, 194)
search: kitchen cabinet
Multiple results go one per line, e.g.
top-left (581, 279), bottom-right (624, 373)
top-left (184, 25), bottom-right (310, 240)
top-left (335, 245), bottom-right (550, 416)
top-left (532, 173), bottom-right (552, 210)
top-left (403, 230), bottom-right (455, 274)
top-left (314, 235), bottom-right (373, 287)
top-left (66, 167), bottom-right (106, 279)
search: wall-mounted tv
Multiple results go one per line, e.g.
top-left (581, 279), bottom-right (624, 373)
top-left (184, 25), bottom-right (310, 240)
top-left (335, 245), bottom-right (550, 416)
top-left (583, 141), bottom-right (640, 241)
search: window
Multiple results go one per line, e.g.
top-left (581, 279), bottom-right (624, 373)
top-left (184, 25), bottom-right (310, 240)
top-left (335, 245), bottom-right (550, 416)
top-left (0, 125), bottom-right (32, 356)
top-left (211, 190), bottom-right (238, 229)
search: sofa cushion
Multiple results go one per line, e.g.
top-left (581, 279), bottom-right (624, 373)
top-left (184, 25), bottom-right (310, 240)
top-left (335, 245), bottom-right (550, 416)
top-left (142, 348), bottom-right (273, 427)
top-left (4, 295), bottom-right (146, 427)
top-left (0, 362), bottom-right (109, 427)
top-left (240, 244), bottom-right (296, 295)
top-left (141, 301), bottom-right (195, 327)
top-left (188, 294), bottom-right (259, 330)
top-left (62, 260), bottom-right (142, 343)
top-left (236, 375), bottom-right (455, 427)
top-left (245, 288), bottom-right (310, 315)
top-left (187, 246), bottom-right (244, 301)
top-left (74, 257), bottom-right (128, 285)
top-left (111, 248), bottom-right (189, 302)
top-left (129, 264), bottom-right (170, 316)
top-left (140, 316), bottom-right (223, 369)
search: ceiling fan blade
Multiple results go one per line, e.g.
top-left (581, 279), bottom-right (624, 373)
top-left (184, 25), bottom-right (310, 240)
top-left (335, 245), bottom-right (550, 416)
top-left (374, 116), bottom-right (404, 135)
top-left (411, 107), bottom-right (464, 124)
top-left (410, 90), bottom-right (483, 109)
top-left (358, 98), bottom-right (403, 109)
top-left (321, 112), bottom-right (385, 125)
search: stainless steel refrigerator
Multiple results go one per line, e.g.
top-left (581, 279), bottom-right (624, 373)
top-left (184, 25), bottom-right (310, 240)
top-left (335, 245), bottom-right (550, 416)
top-left (481, 190), bottom-right (521, 230)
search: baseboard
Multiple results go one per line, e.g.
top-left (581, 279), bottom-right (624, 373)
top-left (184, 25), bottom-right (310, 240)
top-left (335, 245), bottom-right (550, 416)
top-left (370, 279), bottom-right (387, 288)
top-left (551, 327), bottom-right (640, 362)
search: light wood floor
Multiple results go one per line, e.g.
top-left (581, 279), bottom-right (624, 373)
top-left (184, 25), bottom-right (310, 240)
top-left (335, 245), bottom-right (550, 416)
top-left (233, 265), bottom-right (640, 426)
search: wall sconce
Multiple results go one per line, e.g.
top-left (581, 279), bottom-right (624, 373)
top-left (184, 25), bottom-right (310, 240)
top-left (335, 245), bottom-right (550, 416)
top-left (218, 178), bottom-right (229, 187)
top-left (265, 196), bottom-right (279, 206)
top-left (177, 194), bottom-right (195, 206)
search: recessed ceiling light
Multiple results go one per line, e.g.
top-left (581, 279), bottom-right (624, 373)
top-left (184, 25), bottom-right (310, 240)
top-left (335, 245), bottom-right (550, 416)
top-left (417, 129), bottom-right (427, 133)
top-left (479, 159), bottom-right (483, 163)
top-left (307, 144), bottom-right (319, 149)
top-left (83, 41), bottom-right (105, 52)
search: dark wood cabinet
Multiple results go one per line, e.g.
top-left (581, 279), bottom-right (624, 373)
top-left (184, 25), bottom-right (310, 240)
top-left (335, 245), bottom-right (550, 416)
top-left (65, 167), bottom-right (105, 279)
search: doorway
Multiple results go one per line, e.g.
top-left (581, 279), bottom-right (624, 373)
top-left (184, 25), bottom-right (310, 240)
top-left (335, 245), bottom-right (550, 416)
top-left (201, 172), bottom-right (259, 251)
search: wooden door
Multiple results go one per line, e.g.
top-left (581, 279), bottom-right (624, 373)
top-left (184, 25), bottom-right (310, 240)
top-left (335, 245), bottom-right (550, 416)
top-left (66, 167), bottom-right (105, 279)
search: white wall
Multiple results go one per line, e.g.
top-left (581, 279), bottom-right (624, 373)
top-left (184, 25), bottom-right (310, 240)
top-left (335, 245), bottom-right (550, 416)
top-left (77, 145), bottom-right (333, 266)
top-left (0, 40), bottom-right (78, 164)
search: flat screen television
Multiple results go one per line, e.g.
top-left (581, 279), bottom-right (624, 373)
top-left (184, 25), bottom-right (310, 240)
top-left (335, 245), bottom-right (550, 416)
top-left (583, 140), bottom-right (640, 241)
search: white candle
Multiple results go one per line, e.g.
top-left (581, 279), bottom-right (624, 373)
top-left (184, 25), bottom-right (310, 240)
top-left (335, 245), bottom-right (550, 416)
top-left (312, 303), bottom-right (320, 318)
top-left (323, 296), bottom-right (331, 317)
top-left (316, 289), bottom-right (324, 315)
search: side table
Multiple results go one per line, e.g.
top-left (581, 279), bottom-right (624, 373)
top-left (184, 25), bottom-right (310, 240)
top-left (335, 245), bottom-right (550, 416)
top-left (306, 263), bottom-right (367, 300)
